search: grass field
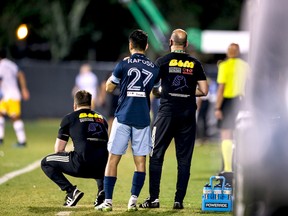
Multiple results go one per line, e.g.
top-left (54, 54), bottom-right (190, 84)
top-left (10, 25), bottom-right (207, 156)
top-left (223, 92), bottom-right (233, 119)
top-left (0, 119), bottom-right (232, 216)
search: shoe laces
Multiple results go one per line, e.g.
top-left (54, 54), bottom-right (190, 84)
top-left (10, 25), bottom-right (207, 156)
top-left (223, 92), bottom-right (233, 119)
top-left (140, 198), bottom-right (151, 208)
top-left (64, 189), bottom-right (77, 203)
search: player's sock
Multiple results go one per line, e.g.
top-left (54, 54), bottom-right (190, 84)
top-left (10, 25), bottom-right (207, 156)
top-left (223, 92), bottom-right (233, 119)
top-left (13, 120), bottom-right (26, 144)
top-left (131, 171), bottom-right (145, 197)
top-left (104, 176), bottom-right (116, 199)
top-left (221, 139), bottom-right (233, 172)
top-left (0, 116), bottom-right (5, 141)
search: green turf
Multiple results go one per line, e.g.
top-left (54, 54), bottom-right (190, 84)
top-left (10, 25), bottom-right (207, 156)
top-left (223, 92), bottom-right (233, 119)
top-left (0, 119), bottom-right (232, 215)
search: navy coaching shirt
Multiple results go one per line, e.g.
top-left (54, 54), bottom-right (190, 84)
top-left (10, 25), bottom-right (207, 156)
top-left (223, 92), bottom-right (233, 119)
top-left (110, 53), bottom-right (159, 128)
top-left (155, 52), bottom-right (207, 116)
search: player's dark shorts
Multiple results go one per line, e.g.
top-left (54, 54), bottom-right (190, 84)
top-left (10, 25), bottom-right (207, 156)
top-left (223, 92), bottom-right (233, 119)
top-left (217, 96), bottom-right (242, 129)
top-left (41, 150), bottom-right (108, 179)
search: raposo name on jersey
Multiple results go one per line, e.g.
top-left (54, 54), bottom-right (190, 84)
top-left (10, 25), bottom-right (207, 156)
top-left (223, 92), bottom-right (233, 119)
top-left (127, 58), bottom-right (155, 68)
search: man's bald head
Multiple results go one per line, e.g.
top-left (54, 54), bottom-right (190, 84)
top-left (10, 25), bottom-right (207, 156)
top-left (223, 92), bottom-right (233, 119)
top-left (170, 29), bottom-right (188, 46)
top-left (227, 43), bottom-right (240, 58)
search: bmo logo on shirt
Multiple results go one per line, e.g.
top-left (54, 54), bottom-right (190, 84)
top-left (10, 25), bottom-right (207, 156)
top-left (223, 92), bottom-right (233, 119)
top-left (169, 59), bottom-right (194, 75)
top-left (169, 59), bottom-right (194, 68)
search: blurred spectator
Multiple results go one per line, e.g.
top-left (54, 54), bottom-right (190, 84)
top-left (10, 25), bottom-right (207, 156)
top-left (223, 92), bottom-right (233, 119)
top-left (196, 77), bottom-right (217, 144)
top-left (97, 73), bottom-right (119, 134)
top-left (72, 63), bottom-right (99, 110)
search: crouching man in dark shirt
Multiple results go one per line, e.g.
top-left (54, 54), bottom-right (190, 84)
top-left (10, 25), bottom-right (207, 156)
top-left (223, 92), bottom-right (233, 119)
top-left (41, 90), bottom-right (109, 207)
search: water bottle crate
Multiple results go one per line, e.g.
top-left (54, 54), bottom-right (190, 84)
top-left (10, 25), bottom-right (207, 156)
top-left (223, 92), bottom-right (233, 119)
top-left (201, 175), bottom-right (233, 212)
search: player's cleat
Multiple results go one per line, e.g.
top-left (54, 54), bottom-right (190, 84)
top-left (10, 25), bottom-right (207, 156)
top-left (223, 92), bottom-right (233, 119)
top-left (218, 171), bottom-right (234, 186)
top-left (173, 202), bottom-right (184, 209)
top-left (96, 201), bottom-right (112, 211)
top-left (13, 142), bottom-right (26, 148)
top-left (94, 190), bottom-right (105, 207)
top-left (0, 139), bottom-right (3, 146)
top-left (63, 188), bottom-right (84, 207)
top-left (127, 195), bottom-right (138, 212)
top-left (139, 197), bottom-right (160, 208)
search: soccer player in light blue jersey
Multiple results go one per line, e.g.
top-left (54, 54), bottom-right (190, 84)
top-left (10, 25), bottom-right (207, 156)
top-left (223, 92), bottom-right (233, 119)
top-left (96, 29), bottom-right (159, 212)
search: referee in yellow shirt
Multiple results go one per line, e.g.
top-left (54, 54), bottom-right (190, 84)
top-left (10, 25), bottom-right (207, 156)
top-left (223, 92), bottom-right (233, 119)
top-left (214, 43), bottom-right (249, 183)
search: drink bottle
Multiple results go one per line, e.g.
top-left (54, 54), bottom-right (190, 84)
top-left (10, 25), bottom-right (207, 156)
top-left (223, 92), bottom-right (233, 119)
top-left (213, 183), bottom-right (222, 200)
top-left (203, 183), bottom-right (212, 199)
top-left (223, 183), bottom-right (232, 200)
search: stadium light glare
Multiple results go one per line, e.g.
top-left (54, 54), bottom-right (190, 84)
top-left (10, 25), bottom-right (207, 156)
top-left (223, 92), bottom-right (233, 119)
top-left (16, 24), bottom-right (28, 40)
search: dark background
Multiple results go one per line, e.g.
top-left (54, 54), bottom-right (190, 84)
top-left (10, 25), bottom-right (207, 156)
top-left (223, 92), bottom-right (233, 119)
top-left (0, 0), bottom-right (245, 120)
top-left (0, 0), bottom-right (245, 63)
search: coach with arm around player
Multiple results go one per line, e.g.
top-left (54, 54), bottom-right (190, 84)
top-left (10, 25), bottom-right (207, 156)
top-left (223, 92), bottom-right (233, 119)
top-left (139, 28), bottom-right (208, 210)
top-left (41, 90), bottom-right (109, 207)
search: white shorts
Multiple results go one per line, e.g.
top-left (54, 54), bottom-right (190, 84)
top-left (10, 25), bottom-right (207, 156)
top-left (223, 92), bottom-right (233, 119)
top-left (108, 118), bottom-right (152, 156)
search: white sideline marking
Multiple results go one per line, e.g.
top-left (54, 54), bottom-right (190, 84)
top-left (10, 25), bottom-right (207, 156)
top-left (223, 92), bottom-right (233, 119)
top-left (0, 159), bottom-right (41, 184)
top-left (56, 211), bottom-right (72, 216)
top-left (1, 160), bottom-right (72, 216)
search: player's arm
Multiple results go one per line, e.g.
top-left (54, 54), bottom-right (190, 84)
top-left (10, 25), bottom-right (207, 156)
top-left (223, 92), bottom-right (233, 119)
top-left (17, 70), bottom-right (30, 101)
top-left (54, 138), bottom-right (68, 153)
top-left (106, 75), bottom-right (119, 93)
top-left (196, 80), bottom-right (208, 97)
top-left (214, 83), bottom-right (225, 120)
top-left (215, 83), bottom-right (224, 110)
top-left (152, 80), bottom-right (161, 98)
top-left (97, 80), bottom-right (107, 106)
top-left (56, 117), bottom-right (69, 153)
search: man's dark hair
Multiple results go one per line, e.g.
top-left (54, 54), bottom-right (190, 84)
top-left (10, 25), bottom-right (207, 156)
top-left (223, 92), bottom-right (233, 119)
top-left (0, 48), bottom-right (7, 59)
top-left (74, 90), bottom-right (91, 107)
top-left (129, 29), bottom-right (148, 51)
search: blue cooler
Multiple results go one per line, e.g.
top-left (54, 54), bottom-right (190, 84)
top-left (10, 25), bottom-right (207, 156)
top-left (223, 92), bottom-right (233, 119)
top-left (201, 175), bottom-right (233, 212)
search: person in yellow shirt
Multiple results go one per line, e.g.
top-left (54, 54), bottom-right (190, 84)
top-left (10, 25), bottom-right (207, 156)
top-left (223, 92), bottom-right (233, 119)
top-left (214, 43), bottom-right (249, 183)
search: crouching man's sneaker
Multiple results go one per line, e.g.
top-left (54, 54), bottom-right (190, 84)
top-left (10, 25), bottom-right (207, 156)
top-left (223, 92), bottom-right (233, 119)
top-left (96, 201), bottom-right (112, 211)
top-left (94, 190), bottom-right (105, 207)
top-left (173, 202), bottom-right (184, 209)
top-left (139, 197), bottom-right (160, 208)
top-left (64, 188), bottom-right (84, 207)
top-left (127, 195), bottom-right (138, 212)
